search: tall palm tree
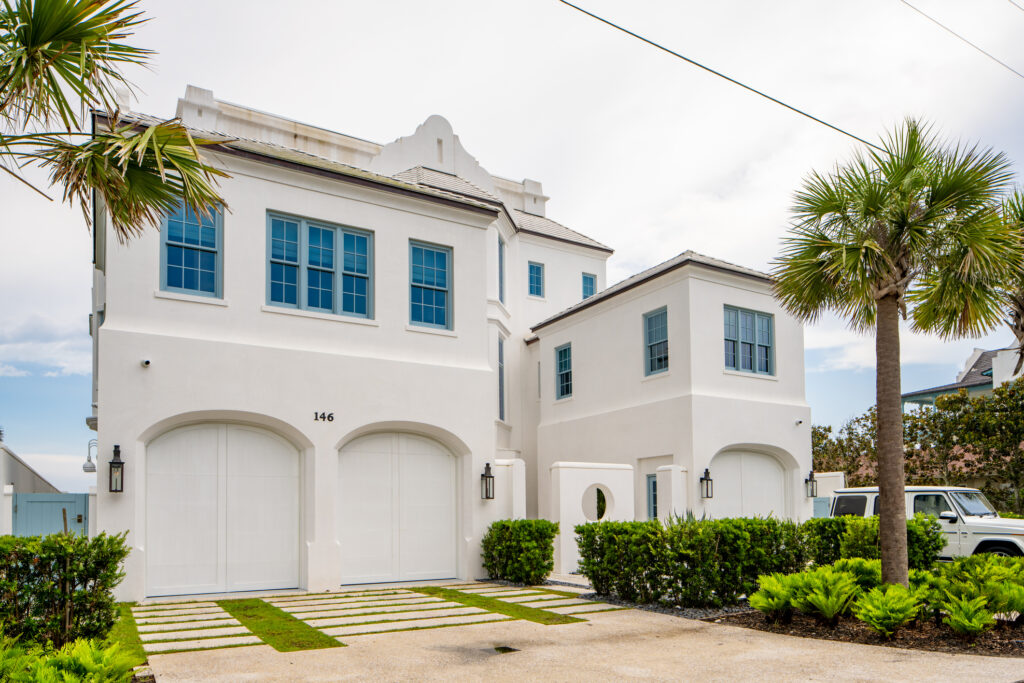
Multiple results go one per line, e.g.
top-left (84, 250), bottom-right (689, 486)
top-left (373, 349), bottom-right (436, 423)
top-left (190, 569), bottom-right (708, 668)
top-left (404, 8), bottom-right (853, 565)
top-left (999, 192), bottom-right (1024, 375)
top-left (772, 119), bottom-right (1018, 586)
top-left (1, 0), bottom-right (226, 242)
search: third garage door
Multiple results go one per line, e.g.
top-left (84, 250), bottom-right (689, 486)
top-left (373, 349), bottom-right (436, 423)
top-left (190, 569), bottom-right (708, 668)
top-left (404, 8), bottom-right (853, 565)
top-left (337, 433), bottom-right (456, 584)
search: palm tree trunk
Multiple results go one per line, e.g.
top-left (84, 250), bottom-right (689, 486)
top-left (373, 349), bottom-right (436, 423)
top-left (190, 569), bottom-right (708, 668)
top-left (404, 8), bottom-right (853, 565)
top-left (876, 294), bottom-right (909, 586)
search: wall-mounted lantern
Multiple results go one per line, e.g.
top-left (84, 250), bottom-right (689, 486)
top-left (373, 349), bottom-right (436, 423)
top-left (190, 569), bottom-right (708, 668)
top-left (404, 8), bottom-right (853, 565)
top-left (109, 445), bottom-right (124, 493)
top-left (699, 468), bottom-right (713, 499)
top-left (804, 470), bottom-right (817, 498)
top-left (481, 462), bottom-right (495, 500)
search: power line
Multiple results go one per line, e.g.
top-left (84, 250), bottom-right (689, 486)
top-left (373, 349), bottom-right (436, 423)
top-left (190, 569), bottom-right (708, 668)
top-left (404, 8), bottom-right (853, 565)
top-left (557, 1), bottom-right (884, 152)
top-left (897, 0), bottom-right (1024, 82)
top-left (1008, 0), bottom-right (1024, 15)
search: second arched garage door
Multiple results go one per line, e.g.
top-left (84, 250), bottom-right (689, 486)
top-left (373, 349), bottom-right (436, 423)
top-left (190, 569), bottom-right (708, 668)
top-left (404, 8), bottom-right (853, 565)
top-left (709, 450), bottom-right (787, 519)
top-left (146, 424), bottom-right (300, 597)
top-left (338, 433), bottom-right (456, 584)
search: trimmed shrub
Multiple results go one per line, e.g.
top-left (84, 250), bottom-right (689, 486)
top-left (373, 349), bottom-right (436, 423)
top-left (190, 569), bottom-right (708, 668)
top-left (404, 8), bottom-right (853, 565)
top-left (481, 519), bottom-right (559, 586)
top-left (854, 584), bottom-right (920, 639)
top-left (837, 514), bottom-right (944, 570)
top-left (0, 532), bottom-right (129, 647)
top-left (801, 517), bottom-right (847, 566)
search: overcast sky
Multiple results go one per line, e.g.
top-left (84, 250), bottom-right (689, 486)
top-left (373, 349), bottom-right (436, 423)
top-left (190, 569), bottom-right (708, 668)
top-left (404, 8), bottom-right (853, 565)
top-left (2, 0), bottom-right (1022, 492)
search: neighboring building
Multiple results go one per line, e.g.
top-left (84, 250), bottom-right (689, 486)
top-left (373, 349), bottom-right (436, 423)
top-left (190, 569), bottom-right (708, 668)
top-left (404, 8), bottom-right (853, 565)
top-left (902, 348), bottom-right (999, 409)
top-left (88, 85), bottom-right (812, 600)
top-left (1, 441), bottom-right (61, 493)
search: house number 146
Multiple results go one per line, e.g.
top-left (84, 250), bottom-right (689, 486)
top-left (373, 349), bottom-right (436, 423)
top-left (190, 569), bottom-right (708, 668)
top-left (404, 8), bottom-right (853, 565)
top-left (314, 412), bottom-right (334, 422)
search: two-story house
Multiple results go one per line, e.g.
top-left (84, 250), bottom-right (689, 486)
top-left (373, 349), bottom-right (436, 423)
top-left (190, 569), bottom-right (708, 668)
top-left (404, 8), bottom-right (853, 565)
top-left (88, 85), bottom-right (810, 600)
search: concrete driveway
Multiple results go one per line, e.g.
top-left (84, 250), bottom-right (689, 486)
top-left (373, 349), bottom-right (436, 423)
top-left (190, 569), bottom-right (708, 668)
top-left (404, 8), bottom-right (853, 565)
top-left (146, 603), bottom-right (1024, 682)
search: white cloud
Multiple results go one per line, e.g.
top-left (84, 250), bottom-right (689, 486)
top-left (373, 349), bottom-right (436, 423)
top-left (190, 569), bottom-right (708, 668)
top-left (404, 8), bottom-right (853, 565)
top-left (17, 453), bottom-right (97, 494)
top-left (0, 363), bottom-right (29, 377)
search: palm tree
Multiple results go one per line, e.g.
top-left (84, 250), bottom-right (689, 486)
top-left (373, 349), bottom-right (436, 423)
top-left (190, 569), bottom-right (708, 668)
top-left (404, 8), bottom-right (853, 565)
top-left (999, 192), bottom-right (1024, 375)
top-left (1, 0), bottom-right (226, 242)
top-left (772, 119), bottom-right (1018, 586)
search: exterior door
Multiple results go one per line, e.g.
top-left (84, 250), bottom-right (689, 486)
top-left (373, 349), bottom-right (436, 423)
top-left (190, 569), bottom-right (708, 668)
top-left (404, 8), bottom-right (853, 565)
top-left (12, 494), bottom-right (88, 536)
top-left (709, 451), bottom-right (787, 519)
top-left (337, 433), bottom-right (456, 584)
top-left (146, 424), bottom-right (300, 596)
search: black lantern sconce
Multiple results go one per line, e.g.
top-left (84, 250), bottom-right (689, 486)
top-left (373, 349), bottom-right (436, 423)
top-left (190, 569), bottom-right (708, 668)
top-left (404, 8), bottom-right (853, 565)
top-left (699, 468), bottom-right (713, 499)
top-left (481, 462), bottom-right (495, 500)
top-left (804, 470), bottom-right (818, 498)
top-left (109, 445), bottom-right (124, 493)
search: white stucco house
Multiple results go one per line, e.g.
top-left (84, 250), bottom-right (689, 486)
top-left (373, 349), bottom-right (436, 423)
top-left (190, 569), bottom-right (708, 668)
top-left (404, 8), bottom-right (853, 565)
top-left (88, 85), bottom-right (811, 599)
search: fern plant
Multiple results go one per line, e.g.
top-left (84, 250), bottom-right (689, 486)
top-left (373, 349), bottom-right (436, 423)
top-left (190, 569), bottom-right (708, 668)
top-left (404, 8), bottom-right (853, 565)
top-left (833, 558), bottom-right (882, 592)
top-left (749, 573), bottom-right (798, 624)
top-left (942, 593), bottom-right (996, 638)
top-left (854, 584), bottom-right (920, 639)
top-left (791, 567), bottom-right (860, 627)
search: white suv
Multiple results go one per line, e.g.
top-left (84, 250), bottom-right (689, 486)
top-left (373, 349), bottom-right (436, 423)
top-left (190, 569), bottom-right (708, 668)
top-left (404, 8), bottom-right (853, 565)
top-left (830, 486), bottom-right (1024, 558)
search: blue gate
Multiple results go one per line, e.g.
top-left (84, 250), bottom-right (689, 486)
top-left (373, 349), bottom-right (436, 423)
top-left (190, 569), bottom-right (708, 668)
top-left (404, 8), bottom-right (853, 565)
top-left (12, 493), bottom-right (89, 536)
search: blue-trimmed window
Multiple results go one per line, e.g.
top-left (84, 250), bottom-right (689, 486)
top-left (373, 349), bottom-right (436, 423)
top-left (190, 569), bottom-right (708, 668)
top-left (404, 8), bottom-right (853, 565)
top-left (528, 262), bottom-right (545, 297)
top-left (498, 335), bottom-right (506, 421)
top-left (410, 241), bottom-right (452, 328)
top-left (646, 474), bottom-right (657, 519)
top-left (724, 306), bottom-right (773, 374)
top-left (582, 273), bottom-right (596, 300)
top-left (498, 237), bottom-right (506, 304)
top-left (267, 213), bottom-right (372, 317)
top-left (555, 343), bottom-right (572, 399)
top-left (163, 204), bottom-right (221, 296)
top-left (644, 307), bottom-right (669, 375)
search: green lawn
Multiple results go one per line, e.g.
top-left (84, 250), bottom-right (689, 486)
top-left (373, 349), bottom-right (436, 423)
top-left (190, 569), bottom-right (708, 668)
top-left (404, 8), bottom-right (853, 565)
top-left (415, 587), bottom-right (584, 625)
top-left (217, 599), bottom-right (345, 652)
top-left (107, 603), bottom-right (147, 668)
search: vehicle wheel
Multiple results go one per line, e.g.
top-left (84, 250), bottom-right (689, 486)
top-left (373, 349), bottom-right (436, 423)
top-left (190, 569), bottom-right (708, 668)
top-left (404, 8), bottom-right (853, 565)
top-left (974, 544), bottom-right (1022, 557)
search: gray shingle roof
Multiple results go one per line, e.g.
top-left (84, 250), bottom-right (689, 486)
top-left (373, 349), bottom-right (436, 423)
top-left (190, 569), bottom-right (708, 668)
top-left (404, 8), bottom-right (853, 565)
top-left (531, 250), bottom-right (771, 332)
top-left (902, 350), bottom-right (997, 399)
top-left (511, 210), bottom-right (612, 253)
top-left (393, 166), bottom-right (501, 203)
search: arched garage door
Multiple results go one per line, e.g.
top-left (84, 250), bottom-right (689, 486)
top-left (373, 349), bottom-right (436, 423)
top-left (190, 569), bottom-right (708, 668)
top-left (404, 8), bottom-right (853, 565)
top-left (338, 433), bottom-right (456, 584)
top-left (709, 451), bottom-right (787, 519)
top-left (146, 424), bottom-right (300, 596)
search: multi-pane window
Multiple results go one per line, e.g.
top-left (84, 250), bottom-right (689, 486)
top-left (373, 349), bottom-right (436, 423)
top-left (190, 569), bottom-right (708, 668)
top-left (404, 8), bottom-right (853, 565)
top-left (724, 306), bottom-right (773, 375)
top-left (644, 307), bottom-right (669, 375)
top-left (267, 214), bottom-right (372, 317)
top-left (498, 237), bottom-right (506, 304)
top-left (646, 474), bottom-right (658, 520)
top-left (528, 262), bottom-right (545, 297)
top-left (582, 273), bottom-right (596, 299)
top-left (410, 241), bottom-right (452, 328)
top-left (555, 343), bottom-right (572, 399)
top-left (498, 336), bottom-right (506, 421)
top-left (163, 204), bottom-right (220, 296)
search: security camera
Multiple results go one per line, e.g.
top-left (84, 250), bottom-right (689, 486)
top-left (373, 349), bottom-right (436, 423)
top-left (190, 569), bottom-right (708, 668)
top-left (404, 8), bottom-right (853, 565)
top-left (795, 419), bottom-right (804, 425)
top-left (141, 359), bottom-right (151, 368)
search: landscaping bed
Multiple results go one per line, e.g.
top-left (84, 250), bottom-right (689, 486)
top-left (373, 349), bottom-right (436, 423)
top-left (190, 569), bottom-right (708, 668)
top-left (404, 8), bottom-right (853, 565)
top-left (712, 610), bottom-right (1024, 658)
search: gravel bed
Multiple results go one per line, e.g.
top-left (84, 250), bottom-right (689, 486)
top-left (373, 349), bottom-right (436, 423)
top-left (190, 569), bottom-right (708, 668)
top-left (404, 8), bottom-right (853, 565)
top-left (577, 593), bottom-right (756, 620)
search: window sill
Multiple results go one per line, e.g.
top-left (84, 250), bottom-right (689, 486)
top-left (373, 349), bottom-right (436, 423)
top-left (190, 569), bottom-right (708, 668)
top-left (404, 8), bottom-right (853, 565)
top-left (723, 369), bottom-right (778, 381)
top-left (554, 396), bottom-right (574, 404)
top-left (154, 290), bottom-right (228, 307)
top-left (260, 305), bottom-right (379, 326)
top-left (495, 418), bottom-right (511, 429)
top-left (405, 324), bottom-right (457, 338)
top-left (642, 370), bottom-right (671, 383)
top-left (487, 298), bottom-right (511, 318)
top-left (527, 294), bottom-right (546, 302)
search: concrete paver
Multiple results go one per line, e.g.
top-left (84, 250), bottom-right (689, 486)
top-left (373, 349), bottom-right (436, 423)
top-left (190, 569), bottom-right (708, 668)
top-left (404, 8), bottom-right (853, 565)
top-left (302, 602), bottom-right (467, 625)
top-left (132, 606), bottom-right (225, 619)
top-left (140, 625), bottom-right (250, 642)
top-left (134, 612), bottom-right (235, 625)
top-left (516, 597), bottom-right (591, 608)
top-left (137, 618), bottom-right (242, 633)
top-left (146, 605), bottom-right (1024, 682)
top-left (287, 598), bottom-right (444, 619)
top-left (308, 606), bottom-right (488, 628)
top-left (143, 635), bottom-right (261, 654)
top-left (322, 612), bottom-right (512, 637)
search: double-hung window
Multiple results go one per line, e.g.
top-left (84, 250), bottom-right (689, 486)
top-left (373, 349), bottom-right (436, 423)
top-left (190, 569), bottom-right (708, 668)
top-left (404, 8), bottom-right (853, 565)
top-left (724, 305), bottom-right (773, 374)
top-left (410, 241), bottom-right (452, 329)
top-left (498, 336), bottom-right (506, 421)
top-left (163, 204), bottom-right (221, 296)
top-left (498, 237), bottom-right (506, 304)
top-left (555, 343), bottom-right (572, 399)
top-left (582, 273), bottom-right (596, 299)
top-left (528, 262), bottom-right (545, 297)
top-left (267, 214), bottom-right (372, 317)
top-left (644, 307), bottom-right (669, 375)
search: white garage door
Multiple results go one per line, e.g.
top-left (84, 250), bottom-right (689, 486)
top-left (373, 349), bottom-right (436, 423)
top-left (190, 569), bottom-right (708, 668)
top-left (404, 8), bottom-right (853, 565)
top-left (338, 433), bottom-right (456, 584)
top-left (709, 451), bottom-right (787, 519)
top-left (146, 424), bottom-right (300, 597)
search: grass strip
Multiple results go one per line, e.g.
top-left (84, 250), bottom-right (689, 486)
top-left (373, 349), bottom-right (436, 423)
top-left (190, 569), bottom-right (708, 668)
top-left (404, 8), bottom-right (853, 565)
top-left (415, 587), bottom-right (584, 625)
top-left (107, 603), bottom-right (148, 668)
top-left (217, 598), bottom-right (345, 652)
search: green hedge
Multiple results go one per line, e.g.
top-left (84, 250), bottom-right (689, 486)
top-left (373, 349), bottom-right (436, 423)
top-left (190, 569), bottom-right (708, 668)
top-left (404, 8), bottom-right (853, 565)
top-left (800, 514), bottom-right (945, 570)
top-left (576, 517), bottom-right (806, 607)
top-left (0, 533), bottom-right (130, 647)
top-left (800, 518), bottom-right (847, 566)
top-left (481, 519), bottom-right (559, 585)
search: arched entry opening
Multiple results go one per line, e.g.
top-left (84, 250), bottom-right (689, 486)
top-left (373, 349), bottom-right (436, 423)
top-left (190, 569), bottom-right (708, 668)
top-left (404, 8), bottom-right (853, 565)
top-left (337, 432), bottom-right (456, 584)
top-left (145, 423), bottom-right (300, 596)
top-left (708, 449), bottom-right (788, 519)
